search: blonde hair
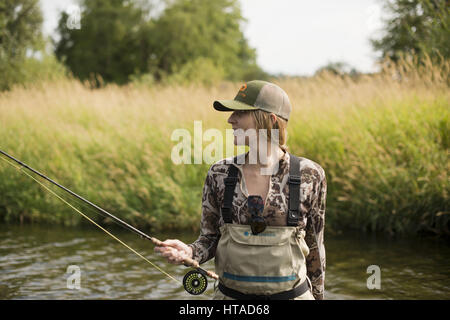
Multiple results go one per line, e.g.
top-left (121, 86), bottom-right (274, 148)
top-left (250, 110), bottom-right (289, 153)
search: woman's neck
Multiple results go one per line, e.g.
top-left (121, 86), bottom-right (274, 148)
top-left (245, 143), bottom-right (285, 175)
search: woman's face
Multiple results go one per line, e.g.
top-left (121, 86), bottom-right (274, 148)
top-left (227, 110), bottom-right (257, 146)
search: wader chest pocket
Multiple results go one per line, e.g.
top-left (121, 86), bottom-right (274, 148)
top-left (227, 225), bottom-right (292, 246)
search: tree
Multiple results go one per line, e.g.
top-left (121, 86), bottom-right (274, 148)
top-left (314, 61), bottom-right (359, 77)
top-left (54, 0), bottom-right (265, 86)
top-left (314, 61), bottom-right (362, 81)
top-left (370, 0), bottom-right (449, 63)
top-left (54, 0), bottom-right (153, 86)
top-left (0, 0), bottom-right (43, 90)
top-left (145, 0), bottom-right (263, 81)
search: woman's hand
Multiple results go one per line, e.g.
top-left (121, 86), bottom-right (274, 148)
top-left (154, 239), bottom-right (193, 265)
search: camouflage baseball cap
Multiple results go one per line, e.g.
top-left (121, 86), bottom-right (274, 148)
top-left (213, 80), bottom-right (292, 121)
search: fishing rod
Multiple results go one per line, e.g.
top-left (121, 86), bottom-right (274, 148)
top-left (0, 149), bottom-right (217, 295)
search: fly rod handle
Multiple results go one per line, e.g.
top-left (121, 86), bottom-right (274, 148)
top-left (151, 237), bottom-right (219, 280)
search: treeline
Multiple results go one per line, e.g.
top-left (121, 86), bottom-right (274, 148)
top-left (0, 0), bottom-right (448, 89)
top-left (1, 0), bottom-right (267, 90)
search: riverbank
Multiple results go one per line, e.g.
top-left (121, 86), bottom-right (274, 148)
top-left (0, 56), bottom-right (448, 236)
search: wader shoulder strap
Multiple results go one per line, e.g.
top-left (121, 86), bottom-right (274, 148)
top-left (221, 162), bottom-right (239, 224)
top-left (288, 153), bottom-right (301, 226)
top-left (288, 154), bottom-right (322, 276)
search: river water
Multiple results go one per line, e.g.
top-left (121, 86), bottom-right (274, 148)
top-left (0, 224), bottom-right (449, 300)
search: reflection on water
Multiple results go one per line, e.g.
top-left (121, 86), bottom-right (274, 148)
top-left (0, 224), bottom-right (449, 300)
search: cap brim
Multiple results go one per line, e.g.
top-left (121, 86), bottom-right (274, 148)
top-left (213, 100), bottom-right (259, 112)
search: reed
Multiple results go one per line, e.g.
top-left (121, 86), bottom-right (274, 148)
top-left (0, 55), bottom-right (448, 236)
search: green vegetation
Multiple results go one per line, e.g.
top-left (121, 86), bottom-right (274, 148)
top-left (1, 0), bottom-right (266, 91)
top-left (55, 0), bottom-right (153, 86)
top-left (0, 1), bottom-right (448, 236)
top-left (285, 55), bottom-right (449, 236)
top-left (54, 0), bottom-right (266, 87)
top-left (0, 0), bottom-right (44, 90)
top-left (0, 55), bottom-right (448, 236)
top-left (370, 0), bottom-right (449, 63)
top-left (1, 0), bottom-right (448, 90)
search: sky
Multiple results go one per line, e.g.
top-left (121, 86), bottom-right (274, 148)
top-left (40, 0), bottom-right (386, 76)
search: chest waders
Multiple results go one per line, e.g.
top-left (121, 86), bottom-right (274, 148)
top-left (214, 153), bottom-right (315, 300)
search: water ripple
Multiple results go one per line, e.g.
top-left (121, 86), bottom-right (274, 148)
top-left (1, 225), bottom-right (449, 299)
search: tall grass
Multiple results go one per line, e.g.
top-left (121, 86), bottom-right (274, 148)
top-left (0, 55), bottom-right (448, 236)
top-left (282, 55), bottom-right (449, 236)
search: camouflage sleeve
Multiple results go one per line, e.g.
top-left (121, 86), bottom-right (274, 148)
top-left (305, 173), bottom-right (327, 300)
top-left (188, 167), bottom-right (221, 264)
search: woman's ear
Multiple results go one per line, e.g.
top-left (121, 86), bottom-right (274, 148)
top-left (270, 113), bottom-right (277, 125)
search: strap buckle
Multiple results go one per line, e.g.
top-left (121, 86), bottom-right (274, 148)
top-left (288, 175), bottom-right (301, 185)
top-left (288, 209), bottom-right (299, 218)
top-left (287, 209), bottom-right (300, 226)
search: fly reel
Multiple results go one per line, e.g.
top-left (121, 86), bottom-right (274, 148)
top-left (183, 270), bottom-right (208, 295)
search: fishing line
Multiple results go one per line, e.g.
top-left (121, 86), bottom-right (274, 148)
top-left (0, 154), bottom-right (181, 284)
top-left (0, 149), bottom-right (218, 293)
top-left (41, 180), bottom-right (134, 234)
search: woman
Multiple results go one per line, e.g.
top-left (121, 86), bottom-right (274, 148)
top-left (155, 80), bottom-right (327, 300)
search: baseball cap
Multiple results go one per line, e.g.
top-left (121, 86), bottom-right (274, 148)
top-left (213, 80), bottom-right (292, 121)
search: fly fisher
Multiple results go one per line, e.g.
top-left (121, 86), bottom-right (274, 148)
top-left (155, 80), bottom-right (327, 300)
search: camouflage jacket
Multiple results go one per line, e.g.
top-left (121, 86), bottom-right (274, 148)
top-left (188, 151), bottom-right (327, 300)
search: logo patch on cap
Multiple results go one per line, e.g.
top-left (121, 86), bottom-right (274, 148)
top-left (238, 83), bottom-right (247, 98)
